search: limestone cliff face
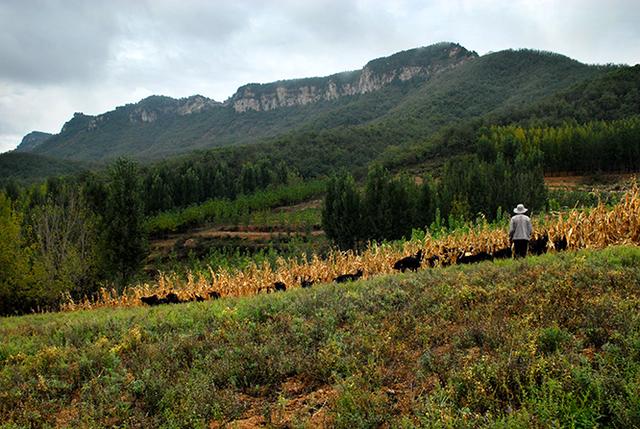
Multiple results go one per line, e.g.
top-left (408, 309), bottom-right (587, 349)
top-left (227, 43), bottom-right (477, 113)
top-left (128, 95), bottom-right (220, 124)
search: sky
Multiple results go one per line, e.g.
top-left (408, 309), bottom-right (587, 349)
top-left (1, 0), bottom-right (639, 153)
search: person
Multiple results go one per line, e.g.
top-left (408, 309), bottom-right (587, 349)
top-left (509, 203), bottom-right (532, 258)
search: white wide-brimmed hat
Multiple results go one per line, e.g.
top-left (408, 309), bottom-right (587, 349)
top-left (513, 204), bottom-right (528, 214)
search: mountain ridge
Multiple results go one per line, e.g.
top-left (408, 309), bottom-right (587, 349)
top-left (13, 43), bottom-right (613, 165)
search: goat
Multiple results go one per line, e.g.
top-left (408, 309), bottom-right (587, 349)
top-left (141, 292), bottom-right (183, 306)
top-left (164, 292), bottom-right (182, 304)
top-left (457, 251), bottom-right (493, 265)
top-left (393, 250), bottom-right (423, 272)
top-left (529, 234), bottom-right (549, 255)
top-left (425, 255), bottom-right (440, 268)
top-left (334, 269), bottom-right (364, 283)
top-left (492, 247), bottom-right (512, 259)
top-left (140, 294), bottom-right (163, 306)
top-left (300, 277), bottom-right (314, 288)
top-left (553, 235), bottom-right (568, 251)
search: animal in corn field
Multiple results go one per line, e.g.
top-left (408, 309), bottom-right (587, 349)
top-left (393, 250), bottom-right (424, 272)
top-left (553, 235), bottom-right (568, 251)
top-left (456, 250), bottom-right (493, 265)
top-left (529, 234), bottom-right (549, 255)
top-left (334, 269), bottom-right (364, 283)
top-left (300, 277), bottom-right (314, 288)
top-left (164, 292), bottom-right (182, 304)
top-left (425, 254), bottom-right (440, 267)
top-left (492, 247), bottom-right (512, 259)
top-left (141, 292), bottom-right (184, 306)
top-left (140, 294), bottom-right (164, 306)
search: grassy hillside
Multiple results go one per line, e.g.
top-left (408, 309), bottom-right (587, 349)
top-left (2, 247), bottom-right (640, 427)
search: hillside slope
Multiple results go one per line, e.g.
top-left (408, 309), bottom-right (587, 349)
top-left (2, 247), bottom-right (640, 427)
top-left (0, 152), bottom-right (91, 185)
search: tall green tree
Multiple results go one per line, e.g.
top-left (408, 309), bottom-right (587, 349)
top-left (322, 173), bottom-right (362, 249)
top-left (102, 158), bottom-right (148, 286)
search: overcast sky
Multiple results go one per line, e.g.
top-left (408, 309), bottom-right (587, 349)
top-left (1, 0), bottom-right (639, 153)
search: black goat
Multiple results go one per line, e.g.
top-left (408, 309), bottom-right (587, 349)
top-left (140, 294), bottom-right (164, 306)
top-left (165, 292), bottom-right (182, 304)
top-left (141, 292), bottom-right (183, 306)
top-left (457, 251), bottom-right (493, 265)
top-left (393, 250), bottom-right (423, 272)
top-left (529, 234), bottom-right (549, 255)
top-left (334, 269), bottom-right (364, 283)
top-left (425, 255), bottom-right (440, 267)
top-left (553, 235), bottom-right (568, 251)
top-left (492, 247), bottom-right (512, 259)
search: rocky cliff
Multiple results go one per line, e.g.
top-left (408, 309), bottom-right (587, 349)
top-left (226, 43), bottom-right (477, 112)
top-left (15, 131), bottom-right (53, 152)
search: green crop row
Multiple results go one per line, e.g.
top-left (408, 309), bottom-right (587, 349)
top-left (145, 179), bottom-right (326, 236)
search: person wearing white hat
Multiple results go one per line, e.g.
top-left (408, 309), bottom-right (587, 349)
top-left (509, 203), bottom-right (532, 258)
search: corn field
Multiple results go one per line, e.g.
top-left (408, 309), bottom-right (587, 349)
top-left (62, 184), bottom-right (640, 311)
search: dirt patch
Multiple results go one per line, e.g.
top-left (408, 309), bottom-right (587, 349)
top-left (545, 173), bottom-right (635, 189)
top-left (209, 383), bottom-right (336, 429)
top-left (273, 199), bottom-right (322, 213)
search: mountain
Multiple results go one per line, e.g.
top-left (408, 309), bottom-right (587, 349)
top-left (14, 131), bottom-right (53, 152)
top-left (15, 43), bottom-right (623, 170)
top-left (29, 43), bottom-right (479, 161)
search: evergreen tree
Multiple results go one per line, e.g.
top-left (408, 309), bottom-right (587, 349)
top-left (322, 173), bottom-right (362, 249)
top-left (102, 158), bottom-right (148, 286)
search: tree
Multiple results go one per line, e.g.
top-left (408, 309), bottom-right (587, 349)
top-left (102, 158), bottom-right (148, 286)
top-left (30, 188), bottom-right (100, 299)
top-left (322, 173), bottom-right (362, 249)
top-left (0, 193), bottom-right (46, 315)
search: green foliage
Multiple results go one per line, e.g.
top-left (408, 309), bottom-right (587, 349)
top-left (478, 117), bottom-right (640, 175)
top-left (101, 158), bottom-right (148, 285)
top-left (28, 188), bottom-right (102, 300)
top-left (0, 152), bottom-right (90, 186)
top-left (146, 179), bottom-right (326, 236)
top-left (0, 193), bottom-right (39, 314)
top-left (322, 174), bottom-right (363, 249)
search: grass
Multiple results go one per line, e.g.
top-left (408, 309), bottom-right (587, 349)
top-left (2, 246), bottom-right (640, 427)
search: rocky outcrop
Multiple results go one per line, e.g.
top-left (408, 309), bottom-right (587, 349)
top-left (227, 43), bottom-right (478, 112)
top-left (128, 95), bottom-right (220, 124)
top-left (15, 131), bottom-right (53, 152)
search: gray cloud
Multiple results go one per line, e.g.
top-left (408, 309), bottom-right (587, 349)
top-left (1, 0), bottom-right (639, 152)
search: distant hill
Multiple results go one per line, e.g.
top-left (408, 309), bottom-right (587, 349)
top-left (0, 152), bottom-right (90, 185)
top-left (14, 131), bottom-right (53, 152)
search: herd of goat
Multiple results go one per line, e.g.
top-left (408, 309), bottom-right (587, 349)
top-left (140, 234), bottom-right (567, 306)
